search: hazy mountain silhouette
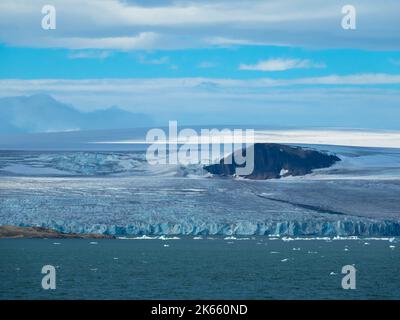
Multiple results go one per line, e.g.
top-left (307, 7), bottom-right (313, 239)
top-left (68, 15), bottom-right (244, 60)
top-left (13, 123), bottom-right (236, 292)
top-left (0, 94), bottom-right (153, 134)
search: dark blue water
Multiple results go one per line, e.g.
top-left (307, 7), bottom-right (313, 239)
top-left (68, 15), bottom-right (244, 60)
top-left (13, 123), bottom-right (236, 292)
top-left (0, 238), bottom-right (399, 300)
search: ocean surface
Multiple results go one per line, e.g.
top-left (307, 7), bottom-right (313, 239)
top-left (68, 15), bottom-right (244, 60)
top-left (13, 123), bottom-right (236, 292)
top-left (0, 237), bottom-right (399, 300)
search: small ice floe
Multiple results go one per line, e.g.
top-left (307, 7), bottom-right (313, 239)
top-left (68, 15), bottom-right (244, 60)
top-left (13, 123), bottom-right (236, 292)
top-left (344, 248), bottom-right (349, 251)
top-left (193, 236), bottom-right (203, 240)
top-left (329, 272), bottom-right (338, 276)
top-left (89, 242), bottom-right (98, 245)
top-left (307, 251), bottom-right (318, 254)
top-left (118, 235), bottom-right (156, 240)
top-left (364, 237), bottom-right (396, 242)
top-left (90, 268), bottom-right (98, 272)
top-left (52, 242), bottom-right (61, 245)
top-left (279, 168), bottom-right (289, 177)
top-left (113, 257), bottom-right (119, 260)
top-left (270, 251), bottom-right (279, 254)
top-left (281, 258), bottom-right (288, 262)
top-left (364, 242), bottom-right (370, 245)
top-left (333, 236), bottom-right (359, 241)
top-left (389, 245), bottom-right (396, 249)
top-left (159, 235), bottom-right (180, 241)
top-left (292, 247), bottom-right (301, 251)
top-left (281, 237), bottom-right (331, 241)
top-left (224, 236), bottom-right (237, 240)
top-left (163, 244), bottom-right (170, 247)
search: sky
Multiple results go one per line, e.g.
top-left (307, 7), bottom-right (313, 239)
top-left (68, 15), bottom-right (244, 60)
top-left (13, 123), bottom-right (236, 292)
top-left (0, 0), bottom-right (400, 129)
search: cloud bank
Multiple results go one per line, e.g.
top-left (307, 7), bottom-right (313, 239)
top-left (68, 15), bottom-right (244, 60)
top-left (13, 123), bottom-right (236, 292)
top-left (0, 0), bottom-right (399, 50)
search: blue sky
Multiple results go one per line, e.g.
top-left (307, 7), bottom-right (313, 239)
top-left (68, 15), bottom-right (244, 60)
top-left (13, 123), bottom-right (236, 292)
top-left (0, 0), bottom-right (400, 129)
top-left (1, 45), bottom-right (400, 80)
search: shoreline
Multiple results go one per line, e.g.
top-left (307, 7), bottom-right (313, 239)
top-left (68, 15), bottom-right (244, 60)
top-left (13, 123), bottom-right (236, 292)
top-left (0, 225), bottom-right (115, 239)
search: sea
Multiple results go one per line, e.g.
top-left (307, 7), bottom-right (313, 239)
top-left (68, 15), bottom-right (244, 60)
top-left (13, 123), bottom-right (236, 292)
top-left (0, 237), bottom-right (399, 299)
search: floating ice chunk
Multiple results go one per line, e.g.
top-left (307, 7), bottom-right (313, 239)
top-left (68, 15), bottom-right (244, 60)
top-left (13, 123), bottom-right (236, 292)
top-left (224, 236), bottom-right (237, 240)
top-left (163, 244), bottom-right (170, 247)
top-left (270, 251), bottom-right (279, 254)
top-left (159, 235), bottom-right (180, 240)
top-left (118, 235), bottom-right (156, 240)
top-left (389, 245), bottom-right (395, 249)
top-left (89, 242), bottom-right (98, 245)
top-left (333, 236), bottom-right (359, 241)
top-left (53, 242), bottom-right (61, 245)
top-left (281, 258), bottom-right (288, 262)
top-left (279, 169), bottom-right (289, 177)
top-left (330, 272), bottom-right (337, 276)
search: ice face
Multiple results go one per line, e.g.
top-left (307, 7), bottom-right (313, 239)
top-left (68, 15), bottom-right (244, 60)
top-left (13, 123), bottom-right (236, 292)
top-left (1, 174), bottom-right (400, 237)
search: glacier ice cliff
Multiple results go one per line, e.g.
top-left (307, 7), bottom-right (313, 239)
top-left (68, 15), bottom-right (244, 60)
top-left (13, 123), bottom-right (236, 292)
top-left (15, 219), bottom-right (400, 237)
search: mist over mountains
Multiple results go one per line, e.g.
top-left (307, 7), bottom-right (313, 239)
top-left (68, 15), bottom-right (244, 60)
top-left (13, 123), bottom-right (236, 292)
top-left (0, 94), bottom-right (153, 134)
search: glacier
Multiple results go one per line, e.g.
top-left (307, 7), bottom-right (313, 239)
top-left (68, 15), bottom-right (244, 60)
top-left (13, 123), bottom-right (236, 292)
top-left (1, 145), bottom-right (400, 237)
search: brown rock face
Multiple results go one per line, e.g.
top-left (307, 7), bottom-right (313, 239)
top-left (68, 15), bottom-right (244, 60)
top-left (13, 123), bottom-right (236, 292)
top-left (204, 143), bottom-right (340, 180)
top-left (0, 226), bottom-right (115, 239)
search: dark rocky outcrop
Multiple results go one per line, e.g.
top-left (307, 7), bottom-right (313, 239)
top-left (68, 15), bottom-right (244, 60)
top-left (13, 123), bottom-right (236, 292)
top-left (204, 143), bottom-right (340, 180)
top-left (0, 225), bottom-right (115, 239)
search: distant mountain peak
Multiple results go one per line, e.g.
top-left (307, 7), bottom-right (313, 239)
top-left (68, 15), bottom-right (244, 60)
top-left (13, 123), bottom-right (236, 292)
top-left (0, 94), bottom-right (153, 134)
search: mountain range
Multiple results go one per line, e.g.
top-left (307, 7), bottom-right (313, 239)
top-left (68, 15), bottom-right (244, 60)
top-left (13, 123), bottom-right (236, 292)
top-left (0, 94), bottom-right (153, 134)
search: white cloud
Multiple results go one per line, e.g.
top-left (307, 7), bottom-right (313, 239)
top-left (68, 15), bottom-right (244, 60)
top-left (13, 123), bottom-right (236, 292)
top-left (137, 54), bottom-right (170, 65)
top-left (197, 61), bottom-right (218, 68)
top-left (1, 76), bottom-right (399, 128)
top-left (0, 0), bottom-right (399, 50)
top-left (41, 33), bottom-right (160, 50)
top-left (67, 51), bottom-right (112, 59)
top-left (1, 74), bottom-right (400, 96)
top-left (239, 59), bottom-right (325, 71)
